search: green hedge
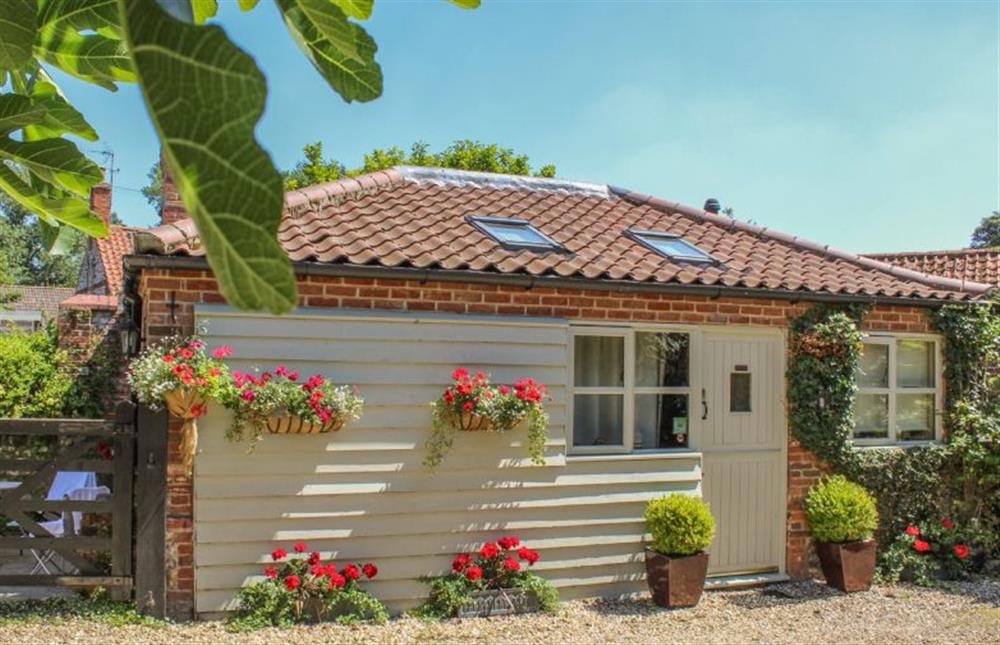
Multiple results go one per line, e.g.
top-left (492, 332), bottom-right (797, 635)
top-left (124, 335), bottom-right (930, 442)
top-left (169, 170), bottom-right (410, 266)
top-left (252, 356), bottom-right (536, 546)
top-left (0, 325), bottom-right (75, 418)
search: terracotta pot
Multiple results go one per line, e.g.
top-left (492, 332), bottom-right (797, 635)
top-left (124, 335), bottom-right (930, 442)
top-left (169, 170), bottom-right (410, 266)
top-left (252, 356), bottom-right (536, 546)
top-left (163, 388), bottom-right (207, 475)
top-left (815, 540), bottom-right (876, 593)
top-left (644, 548), bottom-right (709, 608)
top-left (266, 413), bottom-right (345, 435)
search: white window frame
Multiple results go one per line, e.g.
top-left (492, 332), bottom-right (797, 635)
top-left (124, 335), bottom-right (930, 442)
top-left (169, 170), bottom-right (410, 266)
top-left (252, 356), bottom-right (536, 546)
top-left (853, 333), bottom-right (943, 446)
top-left (568, 325), bottom-right (695, 455)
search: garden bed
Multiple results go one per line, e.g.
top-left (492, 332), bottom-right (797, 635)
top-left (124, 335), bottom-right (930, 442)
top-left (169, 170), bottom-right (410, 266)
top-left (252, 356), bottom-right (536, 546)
top-left (0, 579), bottom-right (997, 644)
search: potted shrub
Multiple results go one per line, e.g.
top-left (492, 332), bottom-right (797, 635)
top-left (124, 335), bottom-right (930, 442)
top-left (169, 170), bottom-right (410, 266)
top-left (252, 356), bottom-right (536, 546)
top-left (424, 368), bottom-right (549, 468)
top-left (414, 536), bottom-right (559, 619)
top-left (643, 493), bottom-right (715, 608)
top-left (127, 335), bottom-right (233, 472)
top-left (804, 475), bottom-right (879, 592)
top-left (229, 542), bottom-right (386, 629)
top-left (220, 367), bottom-right (364, 449)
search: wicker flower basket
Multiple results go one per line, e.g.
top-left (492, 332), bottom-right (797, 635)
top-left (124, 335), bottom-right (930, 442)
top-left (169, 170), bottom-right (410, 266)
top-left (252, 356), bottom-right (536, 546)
top-left (163, 388), bottom-right (207, 475)
top-left (266, 413), bottom-right (345, 435)
top-left (446, 411), bottom-right (494, 432)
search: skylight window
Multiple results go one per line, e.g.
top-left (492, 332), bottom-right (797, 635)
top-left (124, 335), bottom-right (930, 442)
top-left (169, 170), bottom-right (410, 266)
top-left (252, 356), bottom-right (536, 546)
top-left (468, 216), bottom-right (562, 251)
top-left (627, 229), bottom-right (716, 263)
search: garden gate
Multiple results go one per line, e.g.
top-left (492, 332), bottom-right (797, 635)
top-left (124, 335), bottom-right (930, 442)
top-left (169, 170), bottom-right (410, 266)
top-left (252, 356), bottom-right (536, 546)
top-left (0, 405), bottom-right (137, 592)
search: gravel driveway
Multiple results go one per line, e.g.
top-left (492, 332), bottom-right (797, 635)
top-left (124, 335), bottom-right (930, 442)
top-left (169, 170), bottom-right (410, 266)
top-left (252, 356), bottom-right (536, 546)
top-left (1, 580), bottom-right (997, 645)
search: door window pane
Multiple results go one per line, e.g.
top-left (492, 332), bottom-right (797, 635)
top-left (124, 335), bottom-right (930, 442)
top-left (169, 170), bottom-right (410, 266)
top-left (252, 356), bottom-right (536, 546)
top-left (635, 332), bottom-right (689, 387)
top-left (897, 394), bottom-right (934, 441)
top-left (897, 341), bottom-right (934, 388)
top-left (858, 343), bottom-right (889, 388)
top-left (635, 394), bottom-right (689, 449)
top-left (854, 394), bottom-right (888, 439)
top-left (730, 372), bottom-right (751, 412)
top-left (574, 336), bottom-right (624, 387)
top-left (572, 394), bottom-right (624, 447)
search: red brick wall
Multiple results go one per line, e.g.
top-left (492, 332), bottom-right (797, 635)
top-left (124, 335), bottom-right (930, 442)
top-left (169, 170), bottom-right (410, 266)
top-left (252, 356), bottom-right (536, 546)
top-left (136, 268), bottom-right (934, 616)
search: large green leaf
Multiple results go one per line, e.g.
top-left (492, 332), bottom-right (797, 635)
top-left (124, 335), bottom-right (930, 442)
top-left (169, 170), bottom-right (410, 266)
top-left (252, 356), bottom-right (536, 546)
top-left (119, 0), bottom-right (297, 314)
top-left (35, 0), bottom-right (136, 90)
top-left (239, 0), bottom-right (261, 10)
top-left (191, 0), bottom-right (218, 23)
top-left (0, 0), bottom-right (37, 74)
top-left (284, 0), bottom-right (362, 62)
top-left (0, 137), bottom-right (103, 197)
top-left (331, 0), bottom-right (373, 21)
top-left (277, 0), bottom-right (382, 103)
top-left (24, 70), bottom-right (99, 141)
top-left (0, 163), bottom-right (107, 238)
top-left (0, 94), bottom-right (46, 135)
top-left (447, 0), bottom-right (480, 8)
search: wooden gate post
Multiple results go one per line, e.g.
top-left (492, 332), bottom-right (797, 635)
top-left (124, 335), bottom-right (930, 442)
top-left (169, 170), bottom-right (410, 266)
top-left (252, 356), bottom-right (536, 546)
top-left (134, 405), bottom-right (168, 618)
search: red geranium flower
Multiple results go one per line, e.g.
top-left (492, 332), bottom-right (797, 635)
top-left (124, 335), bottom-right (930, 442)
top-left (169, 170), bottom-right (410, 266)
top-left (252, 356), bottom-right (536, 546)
top-left (308, 551), bottom-right (321, 565)
top-left (953, 544), bottom-right (970, 560)
top-left (362, 563), bottom-right (378, 579)
top-left (162, 355), bottom-right (175, 363)
top-left (913, 540), bottom-right (931, 553)
top-left (480, 543), bottom-right (500, 559)
top-left (324, 564), bottom-right (338, 577)
top-left (293, 542), bottom-right (308, 553)
top-left (264, 566), bottom-right (278, 579)
top-left (503, 557), bottom-right (521, 572)
top-left (517, 547), bottom-right (540, 565)
top-left (343, 564), bottom-right (360, 581)
top-left (497, 536), bottom-right (520, 550)
top-left (904, 525), bottom-right (920, 536)
top-left (271, 548), bottom-right (287, 561)
top-left (465, 566), bottom-right (483, 581)
top-left (452, 554), bottom-right (472, 572)
top-left (462, 401), bottom-right (475, 413)
top-left (309, 563), bottom-right (325, 577)
top-left (942, 519), bottom-right (955, 529)
top-left (328, 573), bottom-right (346, 589)
top-left (285, 575), bottom-right (301, 591)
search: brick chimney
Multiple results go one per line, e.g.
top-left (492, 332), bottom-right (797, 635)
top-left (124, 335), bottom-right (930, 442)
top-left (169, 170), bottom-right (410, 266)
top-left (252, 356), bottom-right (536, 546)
top-left (89, 181), bottom-right (112, 226)
top-left (160, 150), bottom-right (189, 226)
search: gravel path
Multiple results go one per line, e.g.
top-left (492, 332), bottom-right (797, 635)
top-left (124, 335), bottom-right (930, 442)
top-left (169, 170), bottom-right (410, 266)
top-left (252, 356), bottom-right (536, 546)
top-left (1, 580), bottom-right (997, 645)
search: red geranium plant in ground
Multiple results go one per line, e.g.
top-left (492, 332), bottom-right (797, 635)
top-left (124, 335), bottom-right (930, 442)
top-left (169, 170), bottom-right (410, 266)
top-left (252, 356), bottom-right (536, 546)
top-left (878, 518), bottom-right (976, 586)
top-left (229, 542), bottom-right (387, 629)
top-left (425, 369), bottom-right (550, 468)
top-left (414, 536), bottom-right (559, 618)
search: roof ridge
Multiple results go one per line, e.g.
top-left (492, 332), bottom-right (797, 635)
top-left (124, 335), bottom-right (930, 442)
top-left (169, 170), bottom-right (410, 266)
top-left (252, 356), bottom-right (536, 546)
top-left (394, 165), bottom-right (611, 198)
top-left (864, 247), bottom-right (1000, 258)
top-left (283, 169), bottom-right (405, 213)
top-left (612, 186), bottom-right (994, 296)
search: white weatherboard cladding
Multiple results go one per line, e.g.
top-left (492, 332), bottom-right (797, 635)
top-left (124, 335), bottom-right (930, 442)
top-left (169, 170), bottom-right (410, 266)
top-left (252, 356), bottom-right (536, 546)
top-left (192, 307), bottom-right (703, 614)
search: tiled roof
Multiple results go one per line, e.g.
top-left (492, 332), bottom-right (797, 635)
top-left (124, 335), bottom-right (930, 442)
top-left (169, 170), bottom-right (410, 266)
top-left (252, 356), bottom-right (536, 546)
top-left (864, 248), bottom-right (1000, 287)
top-left (97, 226), bottom-right (135, 296)
top-left (132, 167), bottom-right (992, 302)
top-left (0, 285), bottom-right (74, 316)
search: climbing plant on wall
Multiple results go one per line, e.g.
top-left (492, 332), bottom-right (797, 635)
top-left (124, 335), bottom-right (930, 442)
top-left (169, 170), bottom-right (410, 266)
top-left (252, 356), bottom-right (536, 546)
top-left (787, 301), bottom-right (1000, 553)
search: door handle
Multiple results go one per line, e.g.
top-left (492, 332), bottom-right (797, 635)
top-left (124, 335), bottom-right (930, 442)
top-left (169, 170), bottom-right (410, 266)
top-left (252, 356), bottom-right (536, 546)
top-left (701, 388), bottom-right (708, 420)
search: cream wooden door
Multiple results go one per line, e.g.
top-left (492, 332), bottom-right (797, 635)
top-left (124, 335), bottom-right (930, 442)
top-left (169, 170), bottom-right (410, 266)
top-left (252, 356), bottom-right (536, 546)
top-left (693, 330), bottom-right (786, 576)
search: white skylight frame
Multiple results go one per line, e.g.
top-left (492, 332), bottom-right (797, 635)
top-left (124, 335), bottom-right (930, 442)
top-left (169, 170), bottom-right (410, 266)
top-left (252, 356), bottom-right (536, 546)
top-left (467, 215), bottom-right (563, 251)
top-left (627, 229), bottom-right (717, 264)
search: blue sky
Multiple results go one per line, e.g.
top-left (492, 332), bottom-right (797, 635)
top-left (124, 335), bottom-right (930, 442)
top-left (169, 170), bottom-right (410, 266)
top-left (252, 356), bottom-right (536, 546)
top-left (59, 0), bottom-right (998, 253)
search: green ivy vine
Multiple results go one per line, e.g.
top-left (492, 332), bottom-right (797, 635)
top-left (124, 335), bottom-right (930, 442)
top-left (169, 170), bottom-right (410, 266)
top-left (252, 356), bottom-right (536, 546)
top-left (787, 301), bottom-right (1000, 553)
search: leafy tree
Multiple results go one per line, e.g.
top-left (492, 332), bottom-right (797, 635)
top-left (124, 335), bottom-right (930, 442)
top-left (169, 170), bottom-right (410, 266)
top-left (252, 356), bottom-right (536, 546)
top-left (0, 194), bottom-right (84, 287)
top-left (0, 0), bottom-right (480, 314)
top-left (141, 161), bottom-right (163, 212)
top-left (971, 211), bottom-right (1000, 249)
top-left (283, 141), bottom-right (346, 190)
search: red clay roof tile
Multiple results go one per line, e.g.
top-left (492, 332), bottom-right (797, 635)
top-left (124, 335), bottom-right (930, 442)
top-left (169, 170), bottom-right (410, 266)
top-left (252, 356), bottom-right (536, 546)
top-left (864, 248), bottom-right (999, 287)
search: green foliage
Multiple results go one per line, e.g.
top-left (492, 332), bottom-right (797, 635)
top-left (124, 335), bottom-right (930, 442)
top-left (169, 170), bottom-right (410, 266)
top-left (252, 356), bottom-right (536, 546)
top-left (0, 325), bottom-right (75, 418)
top-left (227, 580), bottom-right (296, 631)
top-left (786, 305), bottom-right (867, 469)
top-left (281, 140), bottom-right (558, 191)
top-left (0, 1), bottom-right (478, 315)
top-left (414, 571), bottom-right (557, 619)
top-left (970, 211), bottom-right (1000, 248)
top-left (0, 595), bottom-right (164, 628)
top-left (518, 572), bottom-right (560, 613)
top-left (877, 519), bottom-right (977, 586)
top-left (644, 493), bottom-right (715, 556)
top-left (0, 194), bottom-right (85, 287)
top-left (804, 476), bottom-right (879, 543)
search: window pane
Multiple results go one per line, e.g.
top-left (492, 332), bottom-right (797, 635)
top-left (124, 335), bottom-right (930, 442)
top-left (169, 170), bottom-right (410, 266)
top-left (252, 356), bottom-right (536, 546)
top-left (730, 372), bottom-right (751, 412)
top-left (635, 394), bottom-right (688, 449)
top-left (857, 343), bottom-right (889, 388)
top-left (574, 336), bottom-right (624, 387)
top-left (854, 394), bottom-right (888, 439)
top-left (635, 332), bottom-right (689, 387)
top-left (573, 394), bottom-right (624, 447)
top-left (897, 394), bottom-right (934, 441)
top-left (897, 341), bottom-right (934, 388)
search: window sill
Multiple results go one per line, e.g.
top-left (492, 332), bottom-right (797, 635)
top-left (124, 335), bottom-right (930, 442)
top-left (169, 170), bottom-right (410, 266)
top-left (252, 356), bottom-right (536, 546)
top-left (853, 441), bottom-right (940, 450)
top-left (567, 450), bottom-right (702, 463)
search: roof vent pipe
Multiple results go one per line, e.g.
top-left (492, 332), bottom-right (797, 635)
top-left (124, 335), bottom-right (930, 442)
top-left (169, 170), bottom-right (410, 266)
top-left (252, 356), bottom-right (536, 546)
top-left (703, 198), bottom-right (721, 214)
